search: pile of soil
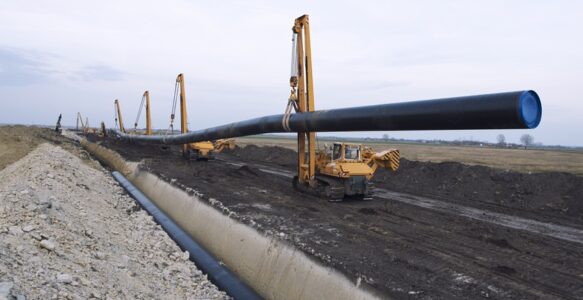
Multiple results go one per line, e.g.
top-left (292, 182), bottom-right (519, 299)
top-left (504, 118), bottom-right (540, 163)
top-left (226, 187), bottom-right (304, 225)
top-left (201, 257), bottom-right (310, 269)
top-left (224, 145), bottom-right (296, 168)
top-left (375, 159), bottom-right (583, 226)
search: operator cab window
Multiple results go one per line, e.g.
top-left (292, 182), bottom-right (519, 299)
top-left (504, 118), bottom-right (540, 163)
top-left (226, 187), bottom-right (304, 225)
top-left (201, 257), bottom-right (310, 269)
top-left (333, 144), bottom-right (342, 160)
top-left (344, 145), bottom-right (360, 160)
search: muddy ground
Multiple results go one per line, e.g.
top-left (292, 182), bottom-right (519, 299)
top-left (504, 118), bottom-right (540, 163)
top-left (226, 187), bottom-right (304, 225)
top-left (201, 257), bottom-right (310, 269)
top-left (91, 136), bottom-right (583, 299)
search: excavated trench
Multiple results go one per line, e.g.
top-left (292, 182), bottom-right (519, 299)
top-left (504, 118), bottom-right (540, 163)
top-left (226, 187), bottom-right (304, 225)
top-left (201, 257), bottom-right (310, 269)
top-left (79, 139), bottom-right (380, 300)
top-left (85, 134), bottom-right (583, 299)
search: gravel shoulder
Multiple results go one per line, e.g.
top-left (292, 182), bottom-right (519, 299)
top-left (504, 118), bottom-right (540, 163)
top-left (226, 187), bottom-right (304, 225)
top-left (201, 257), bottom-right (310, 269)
top-left (0, 142), bottom-right (227, 299)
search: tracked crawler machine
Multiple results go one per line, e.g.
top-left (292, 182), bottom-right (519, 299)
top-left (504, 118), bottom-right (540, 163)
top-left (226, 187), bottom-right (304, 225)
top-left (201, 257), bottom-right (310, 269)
top-left (285, 15), bottom-right (400, 200)
top-left (114, 99), bottom-right (125, 133)
top-left (306, 143), bottom-right (400, 200)
top-left (76, 112), bottom-right (101, 136)
top-left (169, 74), bottom-right (235, 160)
top-left (132, 90), bottom-right (153, 135)
top-left (76, 112), bottom-right (87, 134)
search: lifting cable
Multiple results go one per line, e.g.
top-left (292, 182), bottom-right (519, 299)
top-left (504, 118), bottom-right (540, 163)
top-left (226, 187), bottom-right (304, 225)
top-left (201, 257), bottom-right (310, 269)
top-left (114, 104), bottom-right (119, 130)
top-left (165, 80), bottom-right (180, 135)
top-left (283, 32), bottom-right (299, 132)
top-left (134, 94), bottom-right (146, 130)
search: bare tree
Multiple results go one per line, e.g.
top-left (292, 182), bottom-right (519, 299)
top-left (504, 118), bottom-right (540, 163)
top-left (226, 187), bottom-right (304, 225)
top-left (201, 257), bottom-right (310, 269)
top-left (520, 134), bottom-right (534, 149)
top-left (382, 133), bottom-right (389, 141)
top-left (496, 134), bottom-right (506, 147)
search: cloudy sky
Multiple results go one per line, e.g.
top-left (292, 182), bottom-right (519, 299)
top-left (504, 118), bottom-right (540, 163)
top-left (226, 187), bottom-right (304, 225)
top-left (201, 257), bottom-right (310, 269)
top-left (1, 1), bottom-right (582, 146)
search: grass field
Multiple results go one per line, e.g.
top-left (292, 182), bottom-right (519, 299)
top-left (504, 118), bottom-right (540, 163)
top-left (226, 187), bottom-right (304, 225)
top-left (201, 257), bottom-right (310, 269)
top-left (235, 136), bottom-right (583, 176)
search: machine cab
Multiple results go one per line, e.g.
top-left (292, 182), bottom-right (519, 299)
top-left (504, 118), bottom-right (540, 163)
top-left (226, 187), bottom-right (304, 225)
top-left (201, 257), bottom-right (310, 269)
top-left (331, 143), bottom-right (361, 162)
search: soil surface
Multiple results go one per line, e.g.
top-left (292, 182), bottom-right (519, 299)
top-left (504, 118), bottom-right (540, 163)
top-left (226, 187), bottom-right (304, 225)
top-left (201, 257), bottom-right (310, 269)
top-left (0, 125), bottom-right (94, 171)
top-left (0, 129), bottom-right (227, 299)
top-left (93, 136), bottom-right (583, 299)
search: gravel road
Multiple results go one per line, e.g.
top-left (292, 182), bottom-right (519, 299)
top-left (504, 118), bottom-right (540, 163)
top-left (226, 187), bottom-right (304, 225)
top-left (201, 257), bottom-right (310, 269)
top-left (0, 143), bottom-right (228, 299)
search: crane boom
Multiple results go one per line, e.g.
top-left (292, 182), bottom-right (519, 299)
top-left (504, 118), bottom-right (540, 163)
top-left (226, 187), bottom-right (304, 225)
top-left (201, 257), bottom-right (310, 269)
top-left (286, 15), bottom-right (401, 200)
top-left (173, 73), bottom-right (234, 160)
top-left (76, 112), bottom-right (85, 130)
top-left (176, 73), bottom-right (188, 154)
top-left (290, 14), bottom-right (317, 186)
top-left (144, 91), bottom-right (152, 135)
top-left (114, 99), bottom-right (125, 133)
top-left (134, 91), bottom-right (153, 135)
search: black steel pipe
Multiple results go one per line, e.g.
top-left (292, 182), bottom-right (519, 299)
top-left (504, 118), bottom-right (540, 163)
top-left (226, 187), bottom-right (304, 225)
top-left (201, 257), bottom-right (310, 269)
top-left (114, 90), bottom-right (541, 145)
top-left (111, 171), bottom-right (262, 300)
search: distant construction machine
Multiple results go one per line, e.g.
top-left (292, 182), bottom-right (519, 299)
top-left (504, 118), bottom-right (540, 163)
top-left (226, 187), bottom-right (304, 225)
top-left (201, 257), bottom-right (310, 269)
top-left (133, 90), bottom-right (153, 135)
top-left (169, 73), bottom-right (235, 160)
top-left (76, 112), bottom-right (85, 132)
top-left (114, 99), bottom-right (125, 133)
top-left (284, 15), bottom-right (400, 200)
top-left (77, 112), bottom-right (99, 135)
top-left (55, 114), bottom-right (62, 134)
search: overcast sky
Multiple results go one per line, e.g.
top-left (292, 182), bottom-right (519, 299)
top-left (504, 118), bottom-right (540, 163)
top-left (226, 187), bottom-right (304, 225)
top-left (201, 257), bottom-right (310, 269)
top-left (1, 1), bottom-right (582, 146)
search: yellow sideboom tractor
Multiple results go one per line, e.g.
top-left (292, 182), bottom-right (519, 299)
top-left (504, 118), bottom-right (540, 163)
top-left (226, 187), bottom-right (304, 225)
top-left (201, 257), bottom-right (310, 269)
top-left (170, 73), bottom-right (235, 160)
top-left (286, 15), bottom-right (400, 201)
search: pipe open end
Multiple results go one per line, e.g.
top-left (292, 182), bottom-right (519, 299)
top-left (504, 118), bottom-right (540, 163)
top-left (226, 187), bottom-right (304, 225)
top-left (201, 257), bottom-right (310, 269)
top-left (519, 90), bottom-right (542, 128)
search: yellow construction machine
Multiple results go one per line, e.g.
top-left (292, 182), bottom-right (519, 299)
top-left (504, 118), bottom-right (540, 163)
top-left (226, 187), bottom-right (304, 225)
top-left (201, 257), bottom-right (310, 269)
top-left (114, 99), bottom-right (125, 133)
top-left (76, 112), bottom-right (100, 136)
top-left (311, 143), bottom-right (400, 199)
top-left (285, 15), bottom-right (400, 200)
top-left (133, 90), bottom-right (153, 135)
top-left (213, 139), bottom-right (236, 152)
top-left (76, 112), bottom-right (88, 134)
top-left (169, 73), bottom-right (235, 160)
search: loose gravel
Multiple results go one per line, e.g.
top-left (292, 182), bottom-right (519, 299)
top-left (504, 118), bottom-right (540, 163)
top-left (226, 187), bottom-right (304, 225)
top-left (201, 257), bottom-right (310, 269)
top-left (0, 143), bottom-right (228, 299)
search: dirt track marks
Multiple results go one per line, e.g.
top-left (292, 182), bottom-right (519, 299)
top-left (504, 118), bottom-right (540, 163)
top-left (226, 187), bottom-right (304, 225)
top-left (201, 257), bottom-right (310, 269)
top-left (375, 189), bottom-right (583, 245)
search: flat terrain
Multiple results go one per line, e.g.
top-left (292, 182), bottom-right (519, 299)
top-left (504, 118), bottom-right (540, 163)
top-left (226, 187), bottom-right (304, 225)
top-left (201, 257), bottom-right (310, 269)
top-left (95, 135), bottom-right (583, 299)
top-left (235, 136), bottom-right (583, 175)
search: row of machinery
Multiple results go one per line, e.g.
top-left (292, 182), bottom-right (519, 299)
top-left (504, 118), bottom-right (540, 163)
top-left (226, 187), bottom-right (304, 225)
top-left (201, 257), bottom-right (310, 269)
top-left (111, 74), bottom-right (235, 160)
top-left (98, 14), bottom-right (541, 202)
top-left (105, 15), bottom-right (400, 200)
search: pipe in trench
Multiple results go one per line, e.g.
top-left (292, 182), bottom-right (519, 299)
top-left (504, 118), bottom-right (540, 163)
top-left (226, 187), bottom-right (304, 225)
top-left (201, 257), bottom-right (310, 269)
top-left (111, 171), bottom-right (262, 300)
top-left (112, 90), bottom-right (542, 145)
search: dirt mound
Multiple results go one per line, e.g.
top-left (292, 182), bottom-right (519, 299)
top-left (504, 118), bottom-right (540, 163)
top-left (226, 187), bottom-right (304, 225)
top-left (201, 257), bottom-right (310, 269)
top-left (375, 159), bottom-right (583, 224)
top-left (230, 165), bottom-right (259, 177)
top-left (225, 144), bottom-right (296, 167)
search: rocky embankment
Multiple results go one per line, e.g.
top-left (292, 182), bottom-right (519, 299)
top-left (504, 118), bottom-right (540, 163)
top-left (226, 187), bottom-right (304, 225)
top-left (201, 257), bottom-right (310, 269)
top-left (0, 143), bottom-right (227, 299)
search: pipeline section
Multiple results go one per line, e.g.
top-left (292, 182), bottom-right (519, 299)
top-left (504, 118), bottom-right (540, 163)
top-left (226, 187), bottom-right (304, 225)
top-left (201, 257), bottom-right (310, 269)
top-left (113, 90), bottom-right (541, 145)
top-left (112, 171), bottom-right (262, 300)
